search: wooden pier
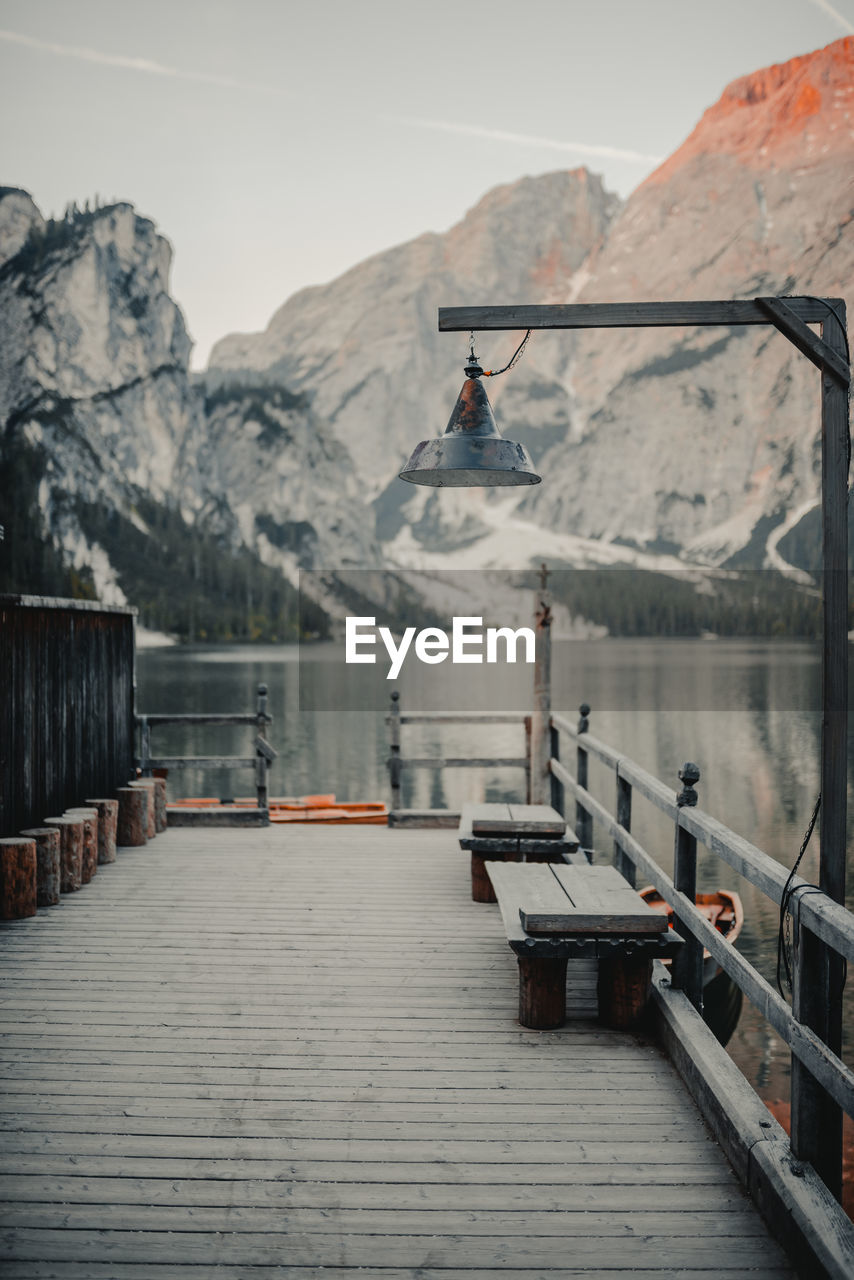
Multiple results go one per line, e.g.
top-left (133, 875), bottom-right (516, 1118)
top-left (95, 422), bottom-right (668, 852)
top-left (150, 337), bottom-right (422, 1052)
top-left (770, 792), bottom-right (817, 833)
top-left (0, 825), bottom-right (796, 1278)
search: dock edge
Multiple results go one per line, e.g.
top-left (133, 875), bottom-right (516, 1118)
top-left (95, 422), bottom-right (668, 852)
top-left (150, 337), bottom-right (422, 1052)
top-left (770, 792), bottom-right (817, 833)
top-left (650, 961), bottom-right (854, 1279)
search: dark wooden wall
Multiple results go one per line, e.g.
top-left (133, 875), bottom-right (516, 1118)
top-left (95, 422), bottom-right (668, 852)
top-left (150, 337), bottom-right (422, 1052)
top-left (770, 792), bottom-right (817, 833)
top-left (0, 596), bottom-right (135, 837)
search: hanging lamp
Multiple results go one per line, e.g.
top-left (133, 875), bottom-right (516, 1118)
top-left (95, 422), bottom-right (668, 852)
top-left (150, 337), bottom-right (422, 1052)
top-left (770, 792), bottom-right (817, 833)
top-left (399, 351), bottom-right (541, 488)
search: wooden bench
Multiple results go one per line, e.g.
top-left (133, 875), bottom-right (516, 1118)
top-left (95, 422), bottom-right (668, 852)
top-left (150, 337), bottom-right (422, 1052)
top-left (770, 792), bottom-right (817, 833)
top-left (487, 860), bottom-right (682, 1031)
top-left (458, 803), bottom-right (579, 902)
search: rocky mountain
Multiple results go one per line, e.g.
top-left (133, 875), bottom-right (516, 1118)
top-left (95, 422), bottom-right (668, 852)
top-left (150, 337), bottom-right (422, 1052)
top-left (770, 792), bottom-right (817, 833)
top-left (524, 36), bottom-right (854, 570)
top-left (190, 381), bottom-right (374, 573)
top-left (211, 37), bottom-right (853, 575)
top-left (208, 170), bottom-right (621, 552)
top-left (0, 192), bottom-right (377, 638)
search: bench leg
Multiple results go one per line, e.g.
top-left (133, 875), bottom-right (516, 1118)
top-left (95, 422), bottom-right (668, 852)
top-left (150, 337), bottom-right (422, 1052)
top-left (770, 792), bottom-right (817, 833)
top-left (471, 851), bottom-right (519, 902)
top-left (518, 956), bottom-right (567, 1029)
top-left (471, 853), bottom-right (496, 902)
top-left (597, 954), bottom-right (652, 1030)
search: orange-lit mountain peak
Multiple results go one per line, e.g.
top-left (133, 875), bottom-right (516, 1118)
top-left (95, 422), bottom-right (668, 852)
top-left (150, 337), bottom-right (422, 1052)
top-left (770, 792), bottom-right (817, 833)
top-left (644, 36), bottom-right (853, 187)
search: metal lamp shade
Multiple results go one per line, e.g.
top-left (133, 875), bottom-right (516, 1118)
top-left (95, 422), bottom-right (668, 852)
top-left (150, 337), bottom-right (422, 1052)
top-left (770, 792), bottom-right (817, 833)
top-left (400, 374), bottom-right (541, 487)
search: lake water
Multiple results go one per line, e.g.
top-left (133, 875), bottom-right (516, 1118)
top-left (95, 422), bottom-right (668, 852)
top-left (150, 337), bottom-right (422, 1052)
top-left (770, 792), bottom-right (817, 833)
top-left (136, 637), bottom-right (854, 1120)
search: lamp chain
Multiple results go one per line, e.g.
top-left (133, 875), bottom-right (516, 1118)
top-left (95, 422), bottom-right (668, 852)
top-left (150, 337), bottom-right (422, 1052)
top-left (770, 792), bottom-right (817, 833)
top-left (483, 329), bottom-right (531, 377)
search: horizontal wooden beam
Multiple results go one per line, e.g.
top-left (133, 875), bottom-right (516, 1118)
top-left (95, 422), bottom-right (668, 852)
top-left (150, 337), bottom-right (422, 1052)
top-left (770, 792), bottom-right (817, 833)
top-left (400, 756), bottom-right (527, 770)
top-left (395, 712), bottom-right (523, 726)
top-left (138, 714), bottom-right (266, 727)
top-left (140, 757), bottom-right (257, 770)
top-left (438, 298), bottom-right (837, 332)
top-left (0, 594), bottom-right (137, 616)
top-left (387, 809), bottom-right (462, 828)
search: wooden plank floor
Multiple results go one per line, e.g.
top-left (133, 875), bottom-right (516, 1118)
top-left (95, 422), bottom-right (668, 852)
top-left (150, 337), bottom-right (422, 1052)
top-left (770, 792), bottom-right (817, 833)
top-left (0, 826), bottom-right (793, 1278)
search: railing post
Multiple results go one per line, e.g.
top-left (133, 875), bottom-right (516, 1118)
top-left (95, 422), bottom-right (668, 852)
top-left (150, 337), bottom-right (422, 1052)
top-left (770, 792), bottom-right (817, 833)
top-left (139, 716), bottom-right (152, 777)
top-left (549, 718), bottom-right (564, 816)
top-left (791, 301), bottom-right (848, 1204)
top-left (791, 913), bottom-right (842, 1199)
top-left (671, 763), bottom-right (703, 1013)
top-left (524, 716), bottom-right (532, 803)
top-left (529, 565), bottom-right (552, 805)
top-left (255, 683), bottom-right (269, 810)
top-left (614, 768), bottom-right (634, 886)
top-left (575, 703), bottom-right (592, 849)
top-left (388, 690), bottom-right (402, 812)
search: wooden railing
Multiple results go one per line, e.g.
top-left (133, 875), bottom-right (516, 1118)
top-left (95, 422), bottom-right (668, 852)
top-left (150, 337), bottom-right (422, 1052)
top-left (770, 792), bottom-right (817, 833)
top-left (385, 691), bottom-right (528, 811)
top-left (135, 683), bottom-right (277, 809)
top-left (549, 704), bottom-right (854, 1201)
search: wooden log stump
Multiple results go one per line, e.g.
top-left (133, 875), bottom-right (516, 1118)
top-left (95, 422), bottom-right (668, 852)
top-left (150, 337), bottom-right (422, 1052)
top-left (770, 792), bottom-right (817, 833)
top-left (84, 799), bottom-right (118, 864)
top-left (517, 955), bottom-right (568, 1030)
top-left (153, 777), bottom-right (167, 834)
top-left (597, 953), bottom-right (653, 1030)
top-left (65, 808), bottom-right (99, 883)
top-left (19, 828), bottom-right (61, 906)
top-left (0, 838), bottom-right (37, 919)
top-left (43, 817), bottom-right (83, 892)
top-left (130, 780), bottom-right (157, 839)
top-left (116, 788), bottom-right (148, 847)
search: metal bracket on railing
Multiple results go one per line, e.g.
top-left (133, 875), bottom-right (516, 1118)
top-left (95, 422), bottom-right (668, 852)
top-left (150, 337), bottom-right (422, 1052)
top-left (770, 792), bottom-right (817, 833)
top-left (254, 736), bottom-right (277, 762)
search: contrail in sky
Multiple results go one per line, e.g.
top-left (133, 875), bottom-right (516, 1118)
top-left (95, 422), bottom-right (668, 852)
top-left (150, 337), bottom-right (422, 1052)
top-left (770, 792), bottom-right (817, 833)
top-left (396, 116), bottom-right (664, 166)
top-left (0, 27), bottom-right (292, 96)
top-left (0, 26), bottom-right (661, 166)
top-left (803, 0), bottom-right (854, 31)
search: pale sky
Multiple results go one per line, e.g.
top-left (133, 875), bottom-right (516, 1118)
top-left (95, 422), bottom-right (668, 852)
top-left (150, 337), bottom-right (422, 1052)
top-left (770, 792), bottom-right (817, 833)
top-left (1, 0), bottom-right (852, 367)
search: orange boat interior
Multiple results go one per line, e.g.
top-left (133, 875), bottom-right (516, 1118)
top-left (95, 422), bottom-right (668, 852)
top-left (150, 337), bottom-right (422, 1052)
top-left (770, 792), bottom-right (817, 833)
top-left (639, 887), bottom-right (744, 957)
top-left (168, 795), bottom-right (389, 824)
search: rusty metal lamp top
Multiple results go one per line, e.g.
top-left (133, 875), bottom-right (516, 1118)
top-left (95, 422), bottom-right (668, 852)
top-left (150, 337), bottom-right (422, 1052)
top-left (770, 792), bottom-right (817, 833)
top-left (399, 358), bottom-right (542, 487)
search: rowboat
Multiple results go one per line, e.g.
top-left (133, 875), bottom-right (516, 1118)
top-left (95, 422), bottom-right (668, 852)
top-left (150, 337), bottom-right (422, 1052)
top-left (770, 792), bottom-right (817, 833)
top-left (639, 887), bottom-right (744, 1045)
top-left (268, 799), bottom-right (387, 825)
top-left (168, 795), bottom-right (388, 825)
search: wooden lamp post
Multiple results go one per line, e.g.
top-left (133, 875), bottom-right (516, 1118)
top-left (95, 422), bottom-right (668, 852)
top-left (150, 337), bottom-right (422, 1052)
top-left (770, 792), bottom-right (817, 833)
top-left (436, 297), bottom-right (849, 1197)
